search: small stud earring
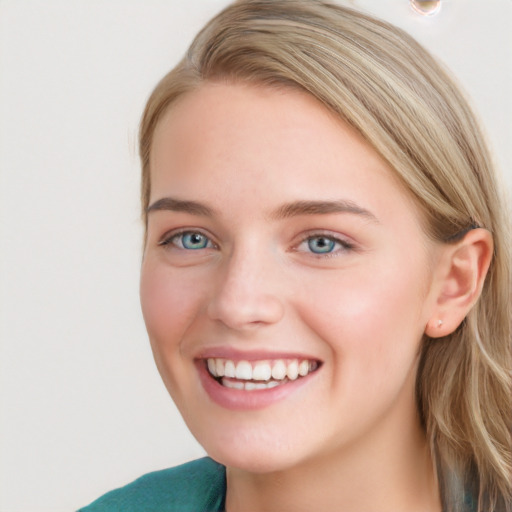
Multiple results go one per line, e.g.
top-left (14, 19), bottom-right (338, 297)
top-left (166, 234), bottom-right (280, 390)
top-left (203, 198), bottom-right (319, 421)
top-left (437, 319), bottom-right (443, 327)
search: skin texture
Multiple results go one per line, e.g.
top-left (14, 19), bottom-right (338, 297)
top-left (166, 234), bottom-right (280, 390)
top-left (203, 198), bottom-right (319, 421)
top-left (140, 83), bottom-right (492, 512)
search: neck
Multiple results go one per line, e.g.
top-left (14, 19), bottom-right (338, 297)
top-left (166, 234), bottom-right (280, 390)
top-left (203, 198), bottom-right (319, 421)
top-left (225, 410), bottom-right (441, 512)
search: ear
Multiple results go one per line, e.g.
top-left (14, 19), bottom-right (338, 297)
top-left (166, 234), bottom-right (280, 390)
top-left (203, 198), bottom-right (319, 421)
top-left (425, 228), bottom-right (493, 338)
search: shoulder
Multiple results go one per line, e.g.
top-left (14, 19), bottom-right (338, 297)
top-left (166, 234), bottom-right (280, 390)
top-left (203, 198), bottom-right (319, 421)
top-left (78, 457), bottom-right (226, 512)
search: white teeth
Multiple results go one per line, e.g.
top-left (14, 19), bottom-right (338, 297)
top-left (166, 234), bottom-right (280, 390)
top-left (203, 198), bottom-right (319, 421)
top-left (235, 361), bottom-right (252, 380)
top-left (221, 378), bottom-right (286, 390)
top-left (224, 360), bottom-right (236, 378)
top-left (223, 379), bottom-right (244, 390)
top-left (207, 358), bottom-right (218, 377)
top-left (287, 360), bottom-right (299, 380)
top-left (298, 360), bottom-right (309, 376)
top-left (215, 359), bottom-right (225, 377)
top-left (252, 362), bottom-right (272, 381)
top-left (206, 357), bottom-right (320, 388)
top-left (271, 360), bottom-right (287, 380)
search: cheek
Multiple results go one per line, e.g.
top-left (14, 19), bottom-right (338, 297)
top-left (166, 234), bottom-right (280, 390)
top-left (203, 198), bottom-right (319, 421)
top-left (139, 260), bottom-right (205, 354)
top-left (296, 261), bottom-right (428, 373)
top-left (139, 259), bottom-right (213, 416)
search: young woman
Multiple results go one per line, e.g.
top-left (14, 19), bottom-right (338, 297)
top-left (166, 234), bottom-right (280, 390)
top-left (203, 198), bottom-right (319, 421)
top-left (80, 1), bottom-right (511, 511)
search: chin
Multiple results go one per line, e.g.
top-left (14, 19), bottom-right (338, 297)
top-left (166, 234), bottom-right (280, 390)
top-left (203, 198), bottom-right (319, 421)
top-left (194, 425), bottom-right (311, 474)
top-left (210, 448), bottom-right (300, 474)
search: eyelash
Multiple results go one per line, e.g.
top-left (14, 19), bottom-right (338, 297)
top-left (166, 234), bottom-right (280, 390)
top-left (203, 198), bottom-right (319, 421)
top-left (295, 233), bottom-right (355, 257)
top-left (158, 230), bottom-right (216, 250)
top-left (158, 230), bottom-right (354, 257)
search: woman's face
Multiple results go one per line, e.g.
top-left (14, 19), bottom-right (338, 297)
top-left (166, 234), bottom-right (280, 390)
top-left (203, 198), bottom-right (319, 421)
top-left (140, 83), bottom-right (442, 473)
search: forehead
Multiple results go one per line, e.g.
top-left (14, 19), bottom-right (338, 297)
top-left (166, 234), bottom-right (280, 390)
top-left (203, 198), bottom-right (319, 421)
top-left (149, 82), bottom-right (420, 223)
top-left (151, 81), bottom-right (369, 160)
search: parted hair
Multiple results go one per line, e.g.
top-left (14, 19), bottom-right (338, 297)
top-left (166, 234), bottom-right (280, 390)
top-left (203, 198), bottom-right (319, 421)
top-left (139, 1), bottom-right (512, 510)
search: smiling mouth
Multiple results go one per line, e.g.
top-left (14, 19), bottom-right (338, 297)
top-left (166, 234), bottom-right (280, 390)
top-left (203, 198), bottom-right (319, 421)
top-left (205, 357), bottom-right (321, 391)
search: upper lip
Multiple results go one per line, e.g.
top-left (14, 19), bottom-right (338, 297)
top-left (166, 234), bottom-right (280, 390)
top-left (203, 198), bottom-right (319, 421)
top-left (195, 346), bottom-right (321, 362)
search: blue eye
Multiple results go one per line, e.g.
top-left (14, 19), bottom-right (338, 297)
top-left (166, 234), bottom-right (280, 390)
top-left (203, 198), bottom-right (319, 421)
top-left (182, 232), bottom-right (209, 249)
top-left (163, 231), bottom-right (213, 250)
top-left (307, 236), bottom-right (337, 254)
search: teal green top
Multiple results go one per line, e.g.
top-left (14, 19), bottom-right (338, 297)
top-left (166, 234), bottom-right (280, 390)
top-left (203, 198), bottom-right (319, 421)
top-left (78, 457), bottom-right (226, 512)
top-left (78, 456), bottom-right (483, 511)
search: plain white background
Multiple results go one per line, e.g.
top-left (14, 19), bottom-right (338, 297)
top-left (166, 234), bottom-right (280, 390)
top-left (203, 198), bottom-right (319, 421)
top-left (0, 1), bottom-right (510, 510)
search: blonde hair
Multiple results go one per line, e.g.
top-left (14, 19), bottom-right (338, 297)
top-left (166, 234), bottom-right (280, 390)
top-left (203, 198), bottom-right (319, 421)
top-left (139, 1), bottom-right (512, 510)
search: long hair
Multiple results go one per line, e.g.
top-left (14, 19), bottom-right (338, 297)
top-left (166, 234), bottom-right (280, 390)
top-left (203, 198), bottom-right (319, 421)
top-left (139, 1), bottom-right (512, 510)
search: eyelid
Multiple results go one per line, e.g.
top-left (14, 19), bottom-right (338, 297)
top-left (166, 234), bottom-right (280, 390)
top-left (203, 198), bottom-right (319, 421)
top-left (158, 228), bottom-right (217, 249)
top-left (293, 230), bottom-right (356, 256)
top-left (156, 227), bottom-right (356, 256)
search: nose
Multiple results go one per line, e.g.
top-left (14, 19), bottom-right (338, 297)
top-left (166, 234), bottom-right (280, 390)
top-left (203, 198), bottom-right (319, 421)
top-left (207, 245), bottom-right (285, 330)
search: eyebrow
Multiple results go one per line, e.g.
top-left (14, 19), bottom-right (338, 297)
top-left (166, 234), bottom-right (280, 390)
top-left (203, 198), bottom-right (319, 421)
top-left (146, 197), bottom-right (378, 223)
top-left (269, 200), bottom-right (379, 222)
top-left (146, 197), bottom-right (216, 217)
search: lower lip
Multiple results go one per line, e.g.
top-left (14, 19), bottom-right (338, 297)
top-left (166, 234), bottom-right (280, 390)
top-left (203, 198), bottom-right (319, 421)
top-left (196, 361), bottom-right (319, 411)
